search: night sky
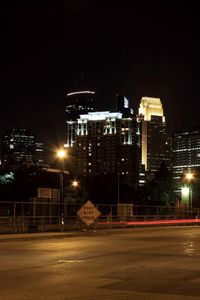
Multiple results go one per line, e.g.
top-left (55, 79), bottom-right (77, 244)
top-left (1, 2), bottom-right (200, 146)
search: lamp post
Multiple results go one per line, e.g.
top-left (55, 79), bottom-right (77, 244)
top-left (116, 161), bottom-right (121, 220)
top-left (117, 161), bottom-right (120, 204)
top-left (56, 149), bottom-right (66, 223)
top-left (71, 180), bottom-right (79, 204)
top-left (185, 172), bottom-right (194, 211)
top-left (181, 186), bottom-right (190, 209)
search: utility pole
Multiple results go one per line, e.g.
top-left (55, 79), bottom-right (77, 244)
top-left (117, 161), bottom-right (120, 204)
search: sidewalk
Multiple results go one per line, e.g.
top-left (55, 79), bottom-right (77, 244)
top-left (0, 230), bottom-right (100, 242)
top-left (0, 226), bottom-right (154, 242)
top-left (0, 221), bottom-right (199, 242)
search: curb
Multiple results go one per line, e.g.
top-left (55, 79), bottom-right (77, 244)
top-left (0, 229), bottom-right (109, 242)
top-left (0, 224), bottom-right (199, 242)
top-left (0, 232), bottom-right (85, 243)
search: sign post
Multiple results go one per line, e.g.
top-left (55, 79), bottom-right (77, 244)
top-left (77, 201), bottom-right (101, 227)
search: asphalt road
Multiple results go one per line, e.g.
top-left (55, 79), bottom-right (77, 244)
top-left (1, 226), bottom-right (200, 299)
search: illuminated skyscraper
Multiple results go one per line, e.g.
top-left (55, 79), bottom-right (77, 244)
top-left (138, 97), bottom-right (170, 180)
top-left (75, 111), bottom-right (138, 179)
top-left (1, 129), bottom-right (34, 166)
top-left (0, 129), bottom-right (47, 167)
top-left (65, 92), bottom-right (139, 203)
top-left (65, 90), bottom-right (95, 147)
top-left (172, 128), bottom-right (200, 195)
top-left (116, 93), bottom-right (133, 118)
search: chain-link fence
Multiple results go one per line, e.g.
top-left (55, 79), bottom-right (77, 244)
top-left (0, 201), bottom-right (199, 234)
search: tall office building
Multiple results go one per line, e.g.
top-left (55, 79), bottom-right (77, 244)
top-left (172, 128), bottom-right (200, 194)
top-left (0, 129), bottom-right (46, 167)
top-left (34, 142), bottom-right (47, 166)
top-left (65, 90), bottom-right (95, 147)
top-left (1, 129), bottom-right (35, 166)
top-left (116, 93), bottom-right (134, 118)
top-left (64, 91), bottom-right (139, 203)
top-left (138, 97), bottom-right (170, 180)
top-left (70, 110), bottom-right (139, 186)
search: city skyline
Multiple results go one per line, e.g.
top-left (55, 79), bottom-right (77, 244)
top-left (1, 3), bottom-right (200, 144)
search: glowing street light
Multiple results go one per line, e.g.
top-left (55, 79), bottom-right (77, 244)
top-left (185, 172), bottom-right (194, 181)
top-left (181, 186), bottom-right (190, 209)
top-left (181, 186), bottom-right (190, 197)
top-left (57, 149), bottom-right (66, 159)
top-left (72, 180), bottom-right (79, 188)
top-left (185, 171), bottom-right (194, 211)
top-left (56, 148), bottom-right (67, 222)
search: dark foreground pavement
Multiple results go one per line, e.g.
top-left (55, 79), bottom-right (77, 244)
top-left (0, 227), bottom-right (142, 242)
top-left (1, 226), bottom-right (200, 299)
top-left (0, 230), bottom-right (97, 242)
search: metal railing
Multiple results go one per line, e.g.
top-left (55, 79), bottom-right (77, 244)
top-left (0, 201), bottom-right (199, 234)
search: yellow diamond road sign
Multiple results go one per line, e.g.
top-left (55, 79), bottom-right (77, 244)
top-left (77, 201), bottom-right (101, 226)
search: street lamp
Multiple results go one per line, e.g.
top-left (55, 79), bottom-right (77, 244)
top-left (72, 180), bottom-right (79, 188)
top-left (117, 161), bottom-right (120, 204)
top-left (181, 186), bottom-right (190, 210)
top-left (56, 149), bottom-right (67, 221)
top-left (185, 172), bottom-right (194, 211)
top-left (185, 172), bottom-right (194, 181)
top-left (71, 180), bottom-right (79, 204)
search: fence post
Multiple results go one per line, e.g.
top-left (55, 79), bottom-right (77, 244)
top-left (22, 201), bottom-right (25, 233)
top-left (43, 202), bottom-right (45, 232)
top-left (146, 206), bottom-right (149, 218)
top-left (64, 200), bottom-right (67, 226)
top-left (13, 201), bottom-right (16, 233)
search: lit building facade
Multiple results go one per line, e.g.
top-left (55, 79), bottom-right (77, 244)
top-left (116, 93), bottom-right (134, 118)
top-left (35, 142), bottom-right (46, 166)
top-left (138, 97), bottom-right (170, 180)
top-left (75, 111), bottom-right (138, 179)
top-left (65, 90), bottom-right (95, 147)
top-left (0, 129), bottom-right (45, 167)
top-left (64, 103), bottom-right (139, 195)
top-left (172, 128), bottom-right (200, 194)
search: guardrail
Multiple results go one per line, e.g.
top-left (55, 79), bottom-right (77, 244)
top-left (0, 201), bottom-right (199, 233)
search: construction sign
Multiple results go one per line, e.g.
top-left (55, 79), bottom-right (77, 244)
top-left (77, 200), bottom-right (101, 226)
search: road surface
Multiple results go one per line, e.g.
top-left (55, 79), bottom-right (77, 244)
top-left (0, 226), bottom-right (200, 299)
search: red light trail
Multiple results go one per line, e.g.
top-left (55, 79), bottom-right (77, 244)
top-left (98, 218), bottom-right (200, 226)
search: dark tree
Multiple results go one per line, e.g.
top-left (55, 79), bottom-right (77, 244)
top-left (142, 162), bottom-right (175, 206)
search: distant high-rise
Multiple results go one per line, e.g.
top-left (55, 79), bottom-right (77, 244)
top-left (172, 128), bottom-right (200, 195)
top-left (1, 129), bottom-right (35, 166)
top-left (116, 93), bottom-right (133, 118)
top-left (138, 97), bottom-right (170, 180)
top-left (0, 129), bottom-right (46, 167)
top-left (65, 109), bottom-right (138, 192)
top-left (35, 142), bottom-right (46, 166)
top-left (65, 90), bottom-right (95, 147)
